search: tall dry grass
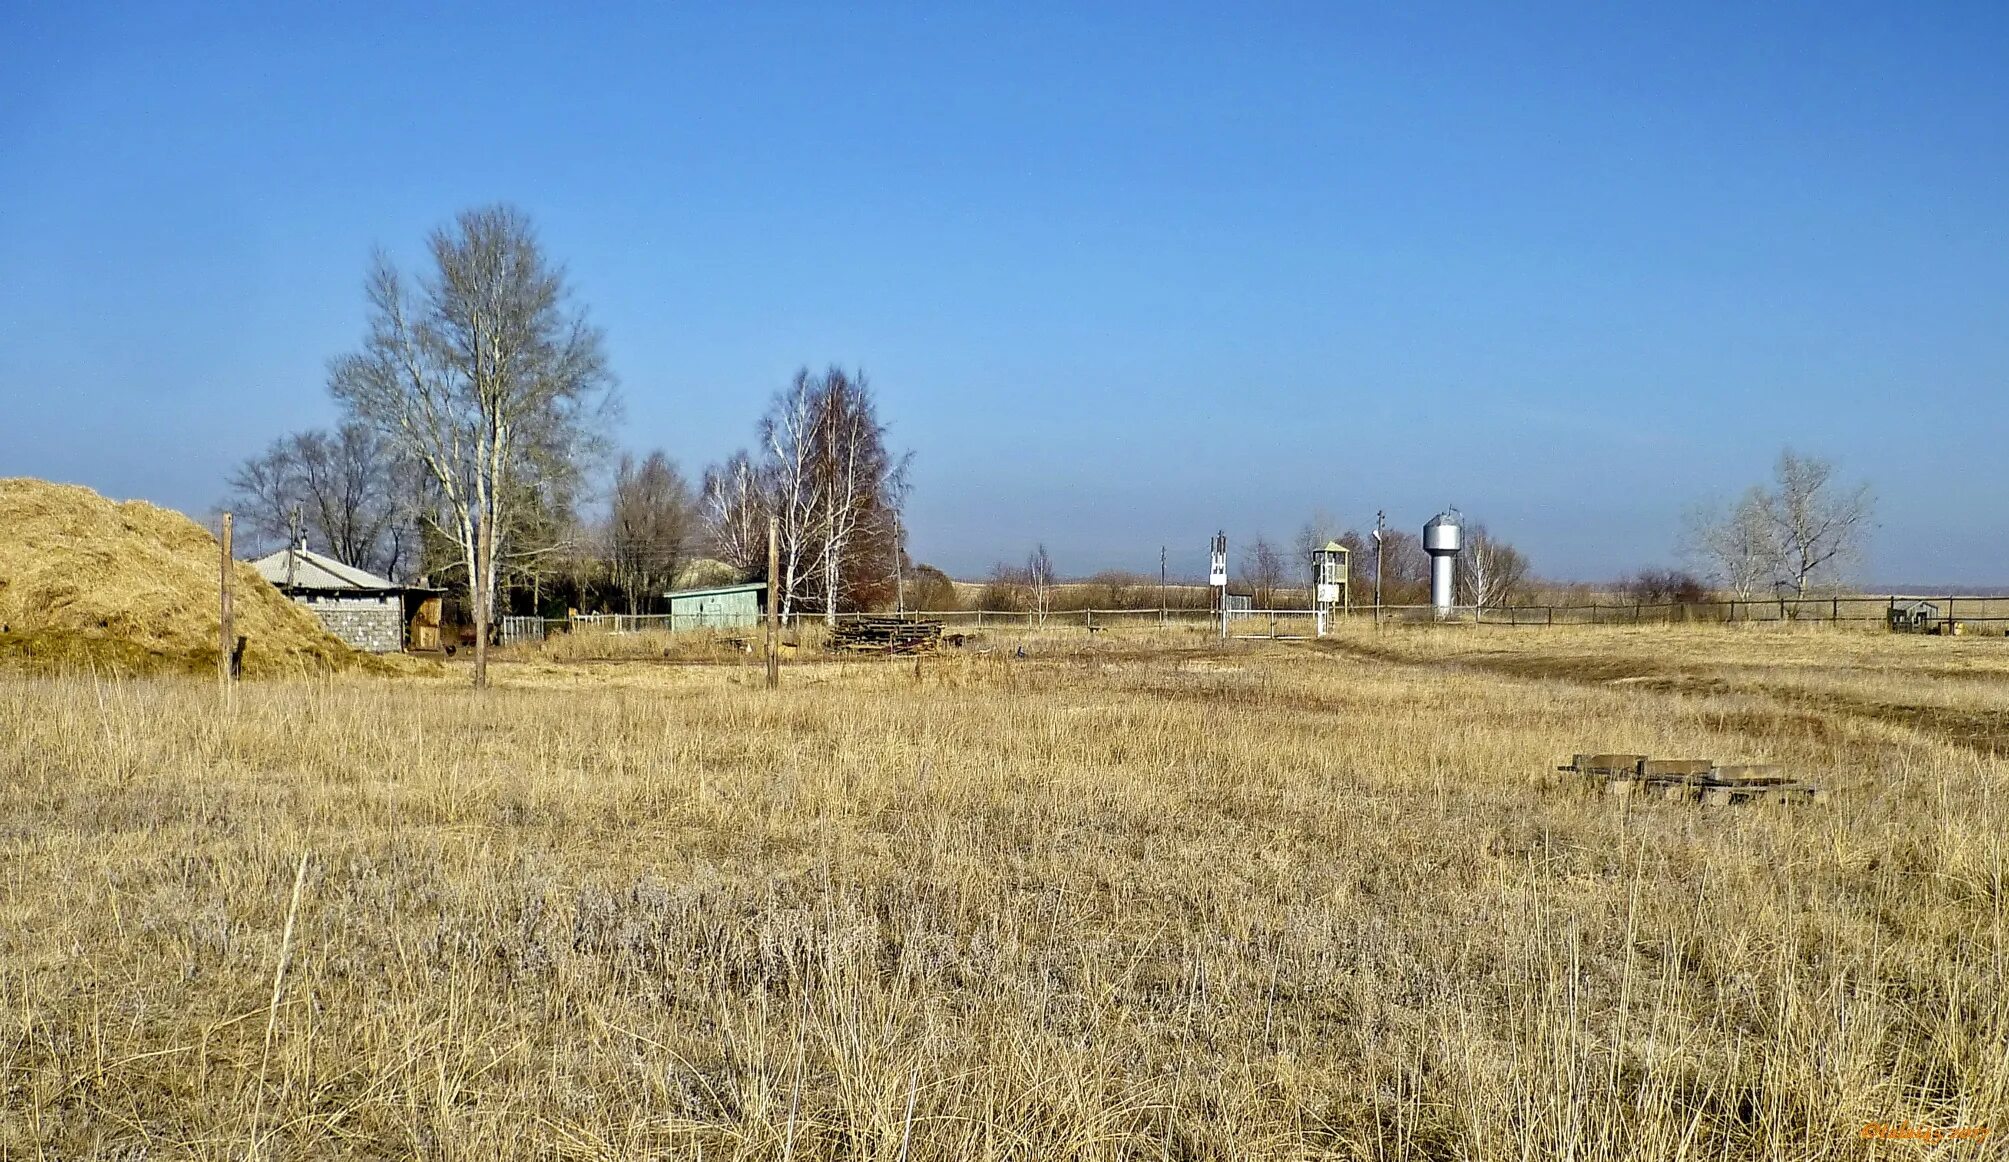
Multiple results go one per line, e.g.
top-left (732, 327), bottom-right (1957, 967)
top-left (2, 626), bottom-right (2004, 1158)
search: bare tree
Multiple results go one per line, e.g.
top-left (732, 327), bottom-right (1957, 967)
top-left (810, 369), bottom-right (907, 624)
top-left (329, 205), bottom-right (613, 688)
top-left (1460, 524), bottom-right (1531, 611)
top-left (225, 423), bottom-right (414, 576)
top-left (703, 367), bottom-right (909, 620)
top-left (1680, 487), bottom-right (1778, 599)
top-left (1241, 535), bottom-right (1288, 608)
top-left (1370, 529), bottom-right (1430, 605)
top-left (608, 450), bottom-right (694, 613)
top-left (978, 561), bottom-right (1029, 612)
top-left (1292, 510), bottom-right (1344, 586)
top-left (1767, 450), bottom-right (1874, 597)
top-left (1026, 544), bottom-right (1055, 622)
top-left (1680, 450), bottom-right (1872, 600)
top-left (699, 450), bottom-right (765, 577)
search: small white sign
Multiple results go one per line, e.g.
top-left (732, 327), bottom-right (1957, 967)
top-left (1210, 569), bottom-right (1227, 587)
top-left (1316, 583), bottom-right (1340, 604)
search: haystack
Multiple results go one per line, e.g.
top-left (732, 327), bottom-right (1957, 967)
top-left (0, 478), bottom-right (362, 676)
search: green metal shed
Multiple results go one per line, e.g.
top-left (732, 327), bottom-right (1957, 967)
top-left (665, 581), bottom-right (766, 629)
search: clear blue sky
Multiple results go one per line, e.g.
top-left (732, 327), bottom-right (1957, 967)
top-left (4, 3), bottom-right (2005, 583)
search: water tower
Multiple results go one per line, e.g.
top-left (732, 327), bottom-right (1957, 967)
top-left (1423, 510), bottom-right (1462, 618)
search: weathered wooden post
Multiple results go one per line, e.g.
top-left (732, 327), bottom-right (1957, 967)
top-left (218, 512), bottom-right (235, 689)
top-left (765, 517), bottom-right (779, 689)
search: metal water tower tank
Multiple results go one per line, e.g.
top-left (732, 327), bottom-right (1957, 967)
top-left (1423, 511), bottom-right (1462, 617)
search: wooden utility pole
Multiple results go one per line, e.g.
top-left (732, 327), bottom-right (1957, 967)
top-left (1372, 510), bottom-right (1386, 629)
top-left (218, 513), bottom-right (235, 688)
top-left (765, 516), bottom-right (779, 689)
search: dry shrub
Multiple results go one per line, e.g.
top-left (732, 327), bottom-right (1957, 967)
top-left (0, 478), bottom-right (361, 676)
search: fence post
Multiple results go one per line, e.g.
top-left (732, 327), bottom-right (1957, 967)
top-left (218, 512), bottom-right (235, 690)
top-left (1832, 596), bottom-right (1839, 624)
top-left (1546, 605), bottom-right (1553, 627)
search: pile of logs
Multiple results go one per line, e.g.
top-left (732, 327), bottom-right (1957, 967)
top-left (1559, 753), bottom-right (1827, 805)
top-left (826, 617), bottom-right (944, 655)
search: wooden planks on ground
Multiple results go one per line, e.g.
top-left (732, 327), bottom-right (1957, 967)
top-left (826, 617), bottom-right (945, 655)
top-left (1557, 753), bottom-right (1827, 805)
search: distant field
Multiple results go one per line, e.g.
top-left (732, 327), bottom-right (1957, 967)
top-left (3, 623), bottom-right (2004, 1158)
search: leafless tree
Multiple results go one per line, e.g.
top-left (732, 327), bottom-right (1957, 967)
top-left (328, 205), bottom-right (613, 688)
top-left (1369, 529), bottom-right (1430, 605)
top-left (1680, 450), bottom-right (1872, 600)
top-left (811, 370), bottom-right (907, 624)
top-left (1680, 487), bottom-right (1778, 599)
top-left (978, 561), bottom-right (1029, 612)
top-left (699, 450), bottom-right (765, 576)
top-left (225, 423), bottom-right (415, 576)
top-left (1767, 450), bottom-right (1874, 597)
top-left (1241, 535), bottom-right (1289, 608)
top-left (1460, 524), bottom-right (1531, 611)
top-left (1026, 544), bottom-right (1055, 622)
top-left (608, 450), bottom-right (694, 613)
top-left (703, 367), bottom-right (908, 619)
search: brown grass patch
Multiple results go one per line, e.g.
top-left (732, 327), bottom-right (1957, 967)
top-left (3, 627), bottom-right (2004, 1157)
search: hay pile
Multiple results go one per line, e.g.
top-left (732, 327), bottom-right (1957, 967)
top-left (0, 478), bottom-right (362, 677)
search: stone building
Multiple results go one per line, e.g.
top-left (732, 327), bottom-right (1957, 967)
top-left (251, 544), bottom-right (440, 653)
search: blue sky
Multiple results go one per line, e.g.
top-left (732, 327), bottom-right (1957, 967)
top-left (3, 3), bottom-right (2005, 583)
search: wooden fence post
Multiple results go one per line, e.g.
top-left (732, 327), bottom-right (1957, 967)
top-left (765, 517), bottom-right (778, 689)
top-left (218, 513), bottom-right (235, 689)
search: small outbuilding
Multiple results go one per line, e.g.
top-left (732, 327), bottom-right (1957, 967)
top-left (1888, 599), bottom-right (1940, 633)
top-left (252, 543), bottom-right (441, 653)
top-left (665, 581), bottom-right (767, 630)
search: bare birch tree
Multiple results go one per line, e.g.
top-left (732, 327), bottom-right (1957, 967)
top-left (700, 451), bottom-right (765, 576)
top-left (1767, 450), bottom-right (1874, 597)
top-left (1459, 524), bottom-right (1530, 611)
top-left (1026, 544), bottom-right (1055, 623)
top-left (812, 370), bottom-right (907, 624)
top-left (759, 373), bottom-right (823, 618)
top-left (703, 367), bottom-right (909, 620)
top-left (329, 205), bottom-right (612, 688)
top-left (1681, 451), bottom-right (1870, 600)
top-left (1680, 487), bottom-right (1779, 599)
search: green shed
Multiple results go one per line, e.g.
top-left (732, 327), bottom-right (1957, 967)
top-left (665, 581), bottom-right (766, 629)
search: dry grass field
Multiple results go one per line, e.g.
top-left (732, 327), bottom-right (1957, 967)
top-left (3, 622), bottom-right (2004, 1158)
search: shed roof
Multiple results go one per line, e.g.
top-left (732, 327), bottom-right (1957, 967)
top-left (252, 545), bottom-right (402, 593)
top-left (665, 581), bottom-right (766, 600)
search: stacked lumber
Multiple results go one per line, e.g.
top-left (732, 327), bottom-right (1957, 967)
top-left (1557, 753), bottom-right (1827, 805)
top-left (827, 617), bottom-right (943, 654)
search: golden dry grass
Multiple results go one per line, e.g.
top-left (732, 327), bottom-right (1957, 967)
top-left (0, 478), bottom-right (360, 676)
top-left (2, 623), bottom-right (2004, 1158)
